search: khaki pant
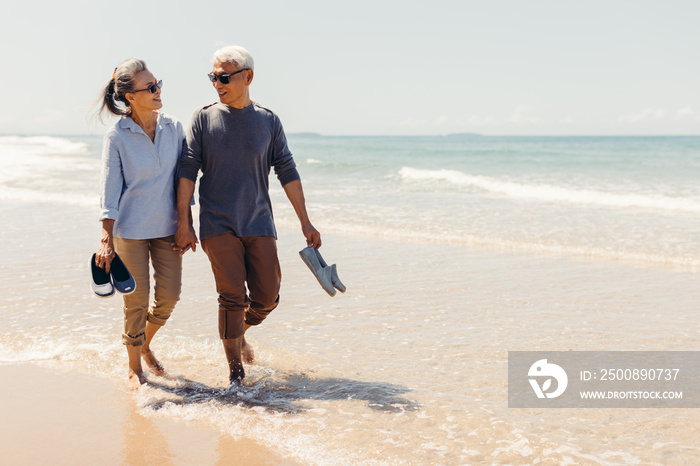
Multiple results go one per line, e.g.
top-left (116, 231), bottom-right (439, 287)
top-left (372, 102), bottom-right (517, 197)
top-left (201, 233), bottom-right (281, 340)
top-left (114, 235), bottom-right (182, 346)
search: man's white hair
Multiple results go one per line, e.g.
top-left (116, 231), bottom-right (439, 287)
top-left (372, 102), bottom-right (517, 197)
top-left (213, 45), bottom-right (255, 71)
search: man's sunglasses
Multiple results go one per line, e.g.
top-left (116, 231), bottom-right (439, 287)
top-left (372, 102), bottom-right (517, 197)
top-left (207, 68), bottom-right (249, 84)
top-left (131, 80), bottom-right (163, 94)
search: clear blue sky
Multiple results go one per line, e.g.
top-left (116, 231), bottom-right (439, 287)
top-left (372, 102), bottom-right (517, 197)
top-left (3, 0), bottom-right (699, 135)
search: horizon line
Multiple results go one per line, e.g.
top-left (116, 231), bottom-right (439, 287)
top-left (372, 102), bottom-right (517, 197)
top-left (2, 132), bottom-right (700, 139)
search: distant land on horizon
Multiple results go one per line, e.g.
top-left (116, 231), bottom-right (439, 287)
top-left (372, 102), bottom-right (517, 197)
top-left (444, 132), bottom-right (483, 137)
top-left (288, 132), bottom-right (324, 137)
top-left (287, 132), bottom-right (484, 138)
top-left (285, 132), bottom-right (700, 138)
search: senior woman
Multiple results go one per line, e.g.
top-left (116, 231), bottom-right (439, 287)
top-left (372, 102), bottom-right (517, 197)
top-left (95, 58), bottom-right (188, 389)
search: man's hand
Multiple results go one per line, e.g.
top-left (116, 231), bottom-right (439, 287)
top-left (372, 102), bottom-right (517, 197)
top-left (283, 179), bottom-right (322, 248)
top-left (173, 225), bottom-right (199, 256)
top-left (302, 222), bottom-right (322, 248)
top-left (174, 177), bottom-right (198, 256)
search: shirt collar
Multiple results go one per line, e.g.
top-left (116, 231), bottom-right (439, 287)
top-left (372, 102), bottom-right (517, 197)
top-left (118, 112), bottom-right (172, 134)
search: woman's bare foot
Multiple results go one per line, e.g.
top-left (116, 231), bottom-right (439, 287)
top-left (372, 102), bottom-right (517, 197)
top-left (141, 350), bottom-right (165, 376)
top-left (242, 337), bottom-right (255, 364)
top-left (128, 369), bottom-right (147, 390)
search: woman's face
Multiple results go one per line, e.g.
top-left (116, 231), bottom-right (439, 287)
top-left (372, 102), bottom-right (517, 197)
top-left (125, 69), bottom-right (162, 112)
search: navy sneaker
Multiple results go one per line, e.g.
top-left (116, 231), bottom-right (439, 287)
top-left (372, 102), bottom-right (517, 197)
top-left (110, 253), bottom-right (136, 295)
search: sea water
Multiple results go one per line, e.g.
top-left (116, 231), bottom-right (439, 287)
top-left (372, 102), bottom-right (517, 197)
top-left (285, 135), bottom-right (700, 268)
top-left (0, 134), bottom-right (699, 464)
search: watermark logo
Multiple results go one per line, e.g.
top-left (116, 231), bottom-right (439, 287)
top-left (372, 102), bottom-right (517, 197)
top-left (528, 359), bottom-right (568, 399)
top-left (509, 351), bottom-right (698, 408)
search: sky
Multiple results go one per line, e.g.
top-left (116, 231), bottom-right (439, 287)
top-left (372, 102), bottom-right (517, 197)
top-left (2, 0), bottom-right (699, 136)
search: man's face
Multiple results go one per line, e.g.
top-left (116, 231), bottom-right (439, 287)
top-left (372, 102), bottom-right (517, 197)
top-left (211, 59), bottom-right (251, 108)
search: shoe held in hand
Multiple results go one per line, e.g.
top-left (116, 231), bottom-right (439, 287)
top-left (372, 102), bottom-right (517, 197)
top-left (90, 253), bottom-right (115, 298)
top-left (299, 246), bottom-right (336, 296)
top-left (314, 248), bottom-right (346, 293)
top-left (110, 253), bottom-right (136, 295)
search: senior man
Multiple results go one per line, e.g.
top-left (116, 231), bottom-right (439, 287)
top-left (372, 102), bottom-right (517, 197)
top-left (175, 45), bottom-right (321, 384)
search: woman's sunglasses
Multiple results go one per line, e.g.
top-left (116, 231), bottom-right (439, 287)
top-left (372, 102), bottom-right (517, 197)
top-left (132, 80), bottom-right (163, 94)
top-left (207, 69), bottom-right (249, 84)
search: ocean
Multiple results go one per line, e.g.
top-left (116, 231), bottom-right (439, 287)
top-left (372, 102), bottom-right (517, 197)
top-left (0, 133), bottom-right (699, 464)
top-left (288, 134), bottom-right (700, 268)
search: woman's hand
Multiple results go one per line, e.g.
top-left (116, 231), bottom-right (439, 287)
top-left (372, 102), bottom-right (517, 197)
top-left (95, 218), bottom-right (114, 273)
top-left (96, 241), bottom-right (115, 273)
top-left (97, 219), bottom-right (116, 273)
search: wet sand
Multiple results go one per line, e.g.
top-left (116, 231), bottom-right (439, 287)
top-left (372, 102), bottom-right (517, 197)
top-left (0, 363), bottom-right (298, 465)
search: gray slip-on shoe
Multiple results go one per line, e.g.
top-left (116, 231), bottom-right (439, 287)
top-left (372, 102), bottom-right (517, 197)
top-left (329, 263), bottom-right (346, 293)
top-left (90, 253), bottom-right (115, 298)
top-left (299, 247), bottom-right (336, 296)
top-left (314, 248), bottom-right (346, 293)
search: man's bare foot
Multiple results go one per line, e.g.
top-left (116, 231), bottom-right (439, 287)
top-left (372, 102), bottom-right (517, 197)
top-left (223, 337), bottom-right (245, 386)
top-left (229, 364), bottom-right (245, 386)
top-left (141, 350), bottom-right (165, 376)
top-left (242, 337), bottom-right (255, 364)
top-left (128, 369), bottom-right (147, 390)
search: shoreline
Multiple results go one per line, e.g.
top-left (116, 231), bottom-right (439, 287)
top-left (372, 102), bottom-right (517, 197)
top-left (1, 222), bottom-right (699, 463)
top-left (0, 362), bottom-right (298, 465)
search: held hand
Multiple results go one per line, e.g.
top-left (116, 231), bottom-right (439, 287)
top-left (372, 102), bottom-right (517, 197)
top-left (171, 243), bottom-right (193, 256)
top-left (173, 225), bottom-right (199, 256)
top-left (96, 242), bottom-right (115, 274)
top-left (302, 222), bottom-right (322, 249)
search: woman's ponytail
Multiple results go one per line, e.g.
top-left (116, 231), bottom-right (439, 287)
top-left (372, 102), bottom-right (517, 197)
top-left (95, 59), bottom-right (147, 122)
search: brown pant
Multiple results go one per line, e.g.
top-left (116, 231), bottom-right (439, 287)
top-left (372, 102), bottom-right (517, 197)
top-left (201, 233), bottom-right (281, 340)
top-left (114, 236), bottom-right (182, 346)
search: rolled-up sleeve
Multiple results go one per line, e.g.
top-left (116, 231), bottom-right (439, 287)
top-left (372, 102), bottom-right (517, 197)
top-left (99, 131), bottom-right (123, 221)
top-left (178, 112), bottom-right (203, 183)
top-left (271, 116), bottom-right (300, 186)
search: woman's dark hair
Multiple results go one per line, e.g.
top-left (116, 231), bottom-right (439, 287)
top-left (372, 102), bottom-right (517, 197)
top-left (97, 58), bottom-right (148, 120)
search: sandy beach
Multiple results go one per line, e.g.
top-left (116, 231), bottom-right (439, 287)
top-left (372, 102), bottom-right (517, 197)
top-left (0, 363), bottom-right (297, 465)
top-left (2, 217), bottom-right (699, 464)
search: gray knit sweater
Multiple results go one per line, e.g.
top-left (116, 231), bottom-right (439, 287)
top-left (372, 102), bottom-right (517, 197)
top-left (178, 102), bottom-right (300, 240)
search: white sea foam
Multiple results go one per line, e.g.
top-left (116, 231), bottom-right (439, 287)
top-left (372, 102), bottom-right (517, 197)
top-left (0, 341), bottom-right (69, 363)
top-left (0, 136), bottom-right (97, 206)
top-left (0, 186), bottom-right (98, 207)
top-left (399, 167), bottom-right (700, 212)
top-left (140, 390), bottom-right (361, 465)
top-left (0, 136), bottom-right (89, 157)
